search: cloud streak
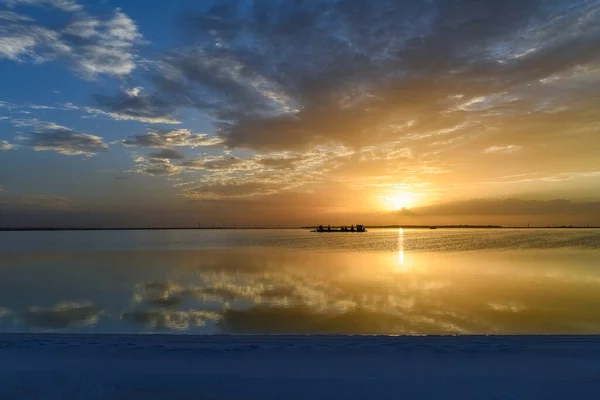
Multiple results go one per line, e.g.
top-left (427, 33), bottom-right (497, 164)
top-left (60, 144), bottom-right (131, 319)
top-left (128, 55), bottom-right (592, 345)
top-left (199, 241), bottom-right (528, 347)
top-left (24, 301), bottom-right (102, 329)
top-left (23, 122), bottom-right (108, 156)
top-left (121, 128), bottom-right (222, 148)
top-left (3, 0), bottom-right (82, 12)
top-left (483, 145), bottom-right (523, 154)
top-left (92, 89), bottom-right (181, 123)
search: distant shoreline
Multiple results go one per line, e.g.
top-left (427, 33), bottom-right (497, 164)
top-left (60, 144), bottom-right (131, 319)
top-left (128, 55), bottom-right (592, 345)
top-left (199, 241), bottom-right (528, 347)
top-left (1, 225), bottom-right (598, 231)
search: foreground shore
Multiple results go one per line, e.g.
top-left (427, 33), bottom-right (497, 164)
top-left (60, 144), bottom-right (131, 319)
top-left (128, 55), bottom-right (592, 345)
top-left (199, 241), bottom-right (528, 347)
top-left (1, 334), bottom-right (599, 399)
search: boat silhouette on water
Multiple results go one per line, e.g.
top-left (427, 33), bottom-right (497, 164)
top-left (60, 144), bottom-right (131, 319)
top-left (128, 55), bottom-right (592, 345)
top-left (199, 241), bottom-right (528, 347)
top-left (311, 224), bottom-right (367, 233)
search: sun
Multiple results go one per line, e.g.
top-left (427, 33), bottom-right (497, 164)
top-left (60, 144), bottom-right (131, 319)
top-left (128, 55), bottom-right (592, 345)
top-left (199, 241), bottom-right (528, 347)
top-left (384, 192), bottom-right (415, 210)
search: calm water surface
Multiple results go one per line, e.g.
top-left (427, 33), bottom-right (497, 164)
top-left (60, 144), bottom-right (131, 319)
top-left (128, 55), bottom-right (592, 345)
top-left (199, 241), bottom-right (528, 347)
top-left (0, 228), bottom-right (599, 335)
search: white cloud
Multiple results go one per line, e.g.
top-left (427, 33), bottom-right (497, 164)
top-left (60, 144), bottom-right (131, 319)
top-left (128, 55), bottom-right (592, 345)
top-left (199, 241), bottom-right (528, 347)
top-left (0, 140), bottom-right (16, 150)
top-left (0, 100), bottom-right (71, 112)
top-left (64, 9), bottom-right (144, 79)
top-left (63, 15), bottom-right (99, 39)
top-left (0, 2), bottom-right (143, 78)
top-left (9, 117), bottom-right (43, 127)
top-left (482, 170), bottom-right (600, 185)
top-left (483, 145), bottom-right (523, 154)
top-left (182, 155), bottom-right (260, 172)
top-left (130, 156), bottom-right (183, 176)
top-left (125, 86), bottom-right (143, 97)
top-left (3, 0), bottom-right (83, 12)
top-left (0, 21), bottom-right (62, 62)
top-left (177, 148), bottom-right (352, 199)
top-left (63, 102), bottom-right (180, 124)
top-left (0, 10), bottom-right (33, 22)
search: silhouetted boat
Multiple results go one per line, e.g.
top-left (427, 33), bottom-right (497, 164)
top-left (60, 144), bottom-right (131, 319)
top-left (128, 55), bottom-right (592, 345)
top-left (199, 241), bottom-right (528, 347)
top-left (312, 224), bottom-right (367, 232)
top-left (430, 226), bottom-right (438, 230)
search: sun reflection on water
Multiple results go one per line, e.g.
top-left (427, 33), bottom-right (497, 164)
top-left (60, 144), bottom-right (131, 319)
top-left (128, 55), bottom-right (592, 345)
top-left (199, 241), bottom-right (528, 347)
top-left (397, 228), bottom-right (407, 272)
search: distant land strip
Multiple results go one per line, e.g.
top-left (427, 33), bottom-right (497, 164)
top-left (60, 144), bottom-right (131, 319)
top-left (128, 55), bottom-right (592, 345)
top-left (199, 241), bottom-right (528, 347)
top-left (1, 225), bottom-right (598, 231)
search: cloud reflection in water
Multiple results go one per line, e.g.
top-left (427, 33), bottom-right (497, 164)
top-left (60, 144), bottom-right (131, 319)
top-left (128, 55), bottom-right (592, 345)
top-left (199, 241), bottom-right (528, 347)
top-left (24, 301), bottom-right (103, 329)
top-left (1, 242), bottom-right (600, 334)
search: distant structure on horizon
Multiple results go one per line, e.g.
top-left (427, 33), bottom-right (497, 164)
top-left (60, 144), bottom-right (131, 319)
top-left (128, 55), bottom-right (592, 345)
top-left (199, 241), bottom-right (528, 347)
top-left (312, 224), bottom-right (367, 233)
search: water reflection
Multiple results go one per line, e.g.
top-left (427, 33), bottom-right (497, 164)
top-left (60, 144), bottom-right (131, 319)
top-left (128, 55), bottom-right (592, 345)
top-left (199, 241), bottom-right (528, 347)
top-left (0, 242), bottom-right (600, 334)
top-left (398, 228), bottom-right (405, 267)
top-left (2, 228), bottom-right (599, 254)
top-left (25, 302), bottom-right (103, 329)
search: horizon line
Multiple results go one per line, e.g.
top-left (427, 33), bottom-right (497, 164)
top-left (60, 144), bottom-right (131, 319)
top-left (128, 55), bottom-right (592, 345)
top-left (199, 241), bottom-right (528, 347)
top-left (1, 225), bottom-right (599, 232)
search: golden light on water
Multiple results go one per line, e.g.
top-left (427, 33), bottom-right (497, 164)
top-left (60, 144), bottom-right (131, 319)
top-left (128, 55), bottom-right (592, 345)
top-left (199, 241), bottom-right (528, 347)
top-left (397, 228), bottom-right (406, 271)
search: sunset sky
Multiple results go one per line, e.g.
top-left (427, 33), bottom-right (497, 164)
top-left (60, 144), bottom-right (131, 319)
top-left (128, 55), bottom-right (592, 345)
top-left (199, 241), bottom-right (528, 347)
top-left (1, 0), bottom-right (599, 227)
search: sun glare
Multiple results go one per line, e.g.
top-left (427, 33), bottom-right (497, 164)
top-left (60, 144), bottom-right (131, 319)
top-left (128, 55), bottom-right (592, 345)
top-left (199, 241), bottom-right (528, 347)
top-left (384, 192), bottom-right (416, 210)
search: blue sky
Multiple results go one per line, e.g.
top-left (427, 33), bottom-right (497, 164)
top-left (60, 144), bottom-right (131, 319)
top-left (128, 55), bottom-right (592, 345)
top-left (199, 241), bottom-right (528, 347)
top-left (1, 0), bottom-right (600, 227)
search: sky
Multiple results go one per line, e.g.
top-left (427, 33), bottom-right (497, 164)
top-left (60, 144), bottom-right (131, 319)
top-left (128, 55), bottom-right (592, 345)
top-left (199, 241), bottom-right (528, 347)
top-left (0, 0), bottom-right (599, 228)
